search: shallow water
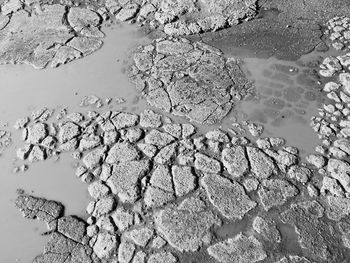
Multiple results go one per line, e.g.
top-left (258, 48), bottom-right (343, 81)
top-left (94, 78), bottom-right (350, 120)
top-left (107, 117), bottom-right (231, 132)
top-left (0, 23), bottom-right (150, 262)
top-left (223, 54), bottom-right (328, 158)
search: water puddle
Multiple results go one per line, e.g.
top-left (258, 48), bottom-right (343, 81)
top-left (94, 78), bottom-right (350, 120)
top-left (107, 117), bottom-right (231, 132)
top-left (219, 52), bottom-right (332, 158)
top-left (0, 23), bottom-right (151, 262)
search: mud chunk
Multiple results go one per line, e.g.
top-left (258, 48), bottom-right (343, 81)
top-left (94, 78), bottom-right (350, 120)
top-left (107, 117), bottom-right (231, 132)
top-left (163, 123), bottom-right (182, 138)
top-left (321, 176), bottom-right (344, 197)
top-left (0, 5), bottom-right (73, 69)
top-left (172, 165), bottom-right (196, 197)
top-left (221, 146), bottom-right (249, 178)
top-left (140, 109), bottom-right (162, 128)
top-left (14, 117), bottom-right (30, 129)
top-left (93, 231), bottom-right (118, 259)
top-left (118, 241), bottom-right (135, 263)
top-left (116, 4), bottom-right (139, 21)
top-left (124, 227), bottom-right (154, 247)
top-left (338, 221), bottom-right (350, 249)
top-left (247, 147), bottom-right (276, 179)
top-left (68, 37), bottom-right (103, 56)
top-left (111, 208), bottom-right (134, 232)
top-left (281, 202), bottom-right (342, 262)
top-left (26, 123), bottom-right (48, 144)
top-left (258, 179), bottom-right (298, 211)
top-left (275, 255), bottom-right (313, 263)
top-left (194, 153), bottom-right (221, 173)
top-left (83, 147), bottom-right (106, 169)
top-left (150, 164), bottom-right (173, 192)
top-left (79, 136), bottom-right (101, 151)
top-left (306, 154), bottom-right (326, 168)
top-left (148, 252), bottom-right (177, 263)
top-left (333, 138), bottom-right (350, 155)
top-left (58, 122), bottom-right (81, 143)
top-left (16, 144), bottom-right (32, 160)
top-left (33, 232), bottom-right (93, 263)
top-left (57, 216), bottom-right (86, 243)
top-left (202, 173), bottom-right (256, 219)
top-left (156, 40), bottom-right (193, 55)
top-left (28, 145), bottom-right (46, 162)
top-left (287, 165), bottom-right (311, 184)
top-left (144, 186), bottom-right (175, 208)
top-left (243, 177), bottom-right (259, 192)
top-left (106, 160), bottom-right (150, 203)
top-left (145, 129), bottom-right (174, 147)
top-left (88, 181), bottom-right (110, 199)
top-left (327, 158), bottom-right (350, 193)
top-left (106, 142), bottom-right (140, 164)
top-left (68, 8), bottom-right (101, 34)
top-left (123, 128), bottom-right (143, 143)
top-left (137, 143), bottom-right (158, 158)
top-left (182, 123), bottom-right (196, 138)
top-left (15, 193), bottom-right (63, 224)
top-left (155, 197), bottom-right (217, 252)
top-left (207, 234), bottom-right (267, 263)
top-left (205, 129), bottom-right (229, 142)
top-left (92, 196), bottom-right (116, 217)
top-left (252, 216), bottom-right (281, 243)
top-left (132, 251), bottom-right (146, 263)
top-left (111, 112), bottom-right (139, 130)
top-left (134, 52), bottom-right (153, 71)
top-left (326, 196), bottom-right (350, 221)
top-left (154, 142), bottom-right (177, 164)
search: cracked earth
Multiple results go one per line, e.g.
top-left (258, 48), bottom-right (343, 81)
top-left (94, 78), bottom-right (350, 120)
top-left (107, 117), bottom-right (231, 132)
top-left (3, 0), bottom-right (350, 263)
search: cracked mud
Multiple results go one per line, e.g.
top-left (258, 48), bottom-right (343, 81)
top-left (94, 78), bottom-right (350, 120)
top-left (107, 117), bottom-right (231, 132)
top-left (3, 1), bottom-right (350, 263)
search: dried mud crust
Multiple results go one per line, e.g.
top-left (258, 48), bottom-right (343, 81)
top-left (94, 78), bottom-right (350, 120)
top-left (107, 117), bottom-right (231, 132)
top-left (129, 37), bottom-right (254, 124)
top-left (107, 0), bottom-right (258, 36)
top-left (0, 1), bottom-right (106, 69)
top-left (12, 103), bottom-right (350, 263)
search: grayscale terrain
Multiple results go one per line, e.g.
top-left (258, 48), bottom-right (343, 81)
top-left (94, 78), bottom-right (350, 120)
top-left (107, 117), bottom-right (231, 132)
top-left (1, 1), bottom-right (350, 263)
